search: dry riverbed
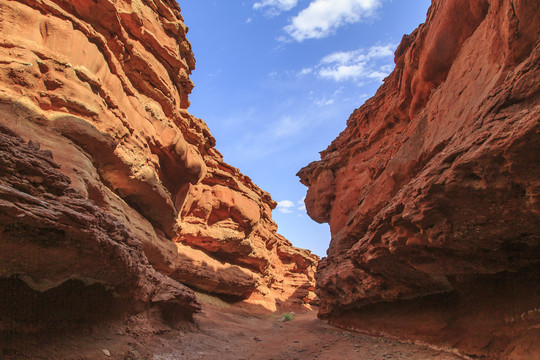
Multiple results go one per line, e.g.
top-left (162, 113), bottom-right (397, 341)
top-left (2, 294), bottom-right (464, 360)
top-left (158, 308), bottom-right (463, 360)
top-left (149, 294), bottom-right (463, 360)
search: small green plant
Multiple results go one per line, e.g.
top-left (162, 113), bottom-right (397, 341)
top-left (280, 312), bottom-right (295, 321)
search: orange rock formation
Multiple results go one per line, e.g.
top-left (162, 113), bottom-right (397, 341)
top-left (0, 0), bottom-right (317, 331)
top-left (299, 0), bottom-right (539, 358)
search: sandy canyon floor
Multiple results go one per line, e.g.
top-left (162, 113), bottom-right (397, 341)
top-left (161, 306), bottom-right (463, 360)
top-left (3, 294), bottom-right (464, 360)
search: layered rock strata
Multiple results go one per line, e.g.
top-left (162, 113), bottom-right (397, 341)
top-left (298, 0), bottom-right (539, 358)
top-left (0, 125), bottom-right (200, 323)
top-left (0, 0), bottom-right (317, 331)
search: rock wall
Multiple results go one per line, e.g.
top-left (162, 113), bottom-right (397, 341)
top-left (298, 0), bottom-right (539, 358)
top-left (0, 0), bottom-right (317, 331)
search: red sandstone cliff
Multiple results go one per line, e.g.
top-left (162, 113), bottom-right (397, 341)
top-left (298, 0), bottom-right (539, 358)
top-left (0, 0), bottom-right (317, 332)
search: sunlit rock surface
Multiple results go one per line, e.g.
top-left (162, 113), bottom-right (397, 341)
top-left (298, 0), bottom-right (539, 358)
top-left (0, 0), bottom-right (318, 330)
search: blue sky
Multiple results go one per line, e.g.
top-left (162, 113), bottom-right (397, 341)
top-left (180, 0), bottom-right (431, 257)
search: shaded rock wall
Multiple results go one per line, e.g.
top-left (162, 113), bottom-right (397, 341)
top-left (0, 0), bottom-right (317, 329)
top-left (0, 125), bottom-right (200, 322)
top-left (298, 0), bottom-right (539, 358)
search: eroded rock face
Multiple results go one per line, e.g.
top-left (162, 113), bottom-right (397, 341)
top-left (298, 0), bottom-right (539, 358)
top-left (0, 0), bottom-right (317, 329)
top-left (0, 125), bottom-right (200, 323)
top-left (175, 155), bottom-right (318, 309)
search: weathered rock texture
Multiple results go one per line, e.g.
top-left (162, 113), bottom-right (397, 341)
top-left (0, 0), bottom-right (317, 331)
top-left (298, 0), bottom-right (539, 358)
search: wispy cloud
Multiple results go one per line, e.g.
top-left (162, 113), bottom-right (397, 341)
top-left (301, 44), bottom-right (395, 82)
top-left (277, 200), bottom-right (295, 213)
top-left (313, 87), bottom-right (343, 106)
top-left (314, 98), bottom-right (334, 106)
top-left (297, 197), bottom-right (306, 211)
top-left (254, 0), bottom-right (298, 16)
top-left (284, 0), bottom-right (381, 41)
top-left (298, 68), bottom-right (313, 76)
top-left (222, 111), bottom-right (312, 162)
top-left (271, 115), bottom-right (307, 138)
top-left (276, 198), bottom-right (306, 214)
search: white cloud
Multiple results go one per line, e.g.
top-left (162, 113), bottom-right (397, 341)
top-left (276, 198), bottom-right (307, 214)
top-left (319, 63), bottom-right (366, 81)
top-left (284, 0), bottom-right (381, 41)
top-left (254, 0), bottom-right (298, 16)
top-left (302, 44), bottom-right (396, 82)
top-left (321, 53), bottom-right (353, 65)
top-left (277, 200), bottom-right (295, 213)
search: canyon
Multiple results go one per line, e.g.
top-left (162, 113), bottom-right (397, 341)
top-left (0, 0), bottom-right (317, 339)
top-left (0, 0), bottom-right (538, 359)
